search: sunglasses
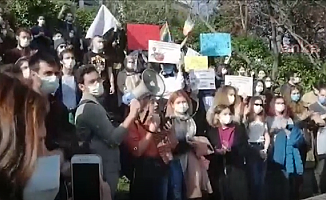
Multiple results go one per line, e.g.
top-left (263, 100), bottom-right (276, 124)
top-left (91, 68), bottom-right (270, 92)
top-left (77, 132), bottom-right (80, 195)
top-left (254, 104), bottom-right (263, 106)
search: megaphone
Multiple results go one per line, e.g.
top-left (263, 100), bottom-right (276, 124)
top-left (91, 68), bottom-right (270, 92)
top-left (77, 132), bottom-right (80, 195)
top-left (122, 69), bottom-right (165, 105)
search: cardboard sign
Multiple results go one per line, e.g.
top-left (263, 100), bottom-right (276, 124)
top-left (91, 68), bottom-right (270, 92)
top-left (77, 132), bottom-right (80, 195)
top-left (148, 40), bottom-right (181, 64)
top-left (224, 75), bottom-right (253, 96)
top-left (184, 56), bottom-right (208, 71)
top-left (127, 24), bottom-right (160, 50)
top-left (200, 33), bottom-right (231, 56)
top-left (189, 69), bottom-right (216, 90)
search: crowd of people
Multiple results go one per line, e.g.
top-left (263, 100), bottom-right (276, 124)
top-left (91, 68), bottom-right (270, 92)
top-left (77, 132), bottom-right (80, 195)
top-left (1, 5), bottom-right (326, 200)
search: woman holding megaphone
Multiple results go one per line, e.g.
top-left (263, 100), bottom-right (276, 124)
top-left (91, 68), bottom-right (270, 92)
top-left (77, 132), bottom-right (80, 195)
top-left (125, 95), bottom-right (180, 200)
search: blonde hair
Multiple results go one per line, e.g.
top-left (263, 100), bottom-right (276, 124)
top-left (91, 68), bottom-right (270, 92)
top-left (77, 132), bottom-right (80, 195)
top-left (206, 104), bottom-right (232, 128)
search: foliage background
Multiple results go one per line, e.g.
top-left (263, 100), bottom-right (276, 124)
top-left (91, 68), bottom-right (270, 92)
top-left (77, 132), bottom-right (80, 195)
top-left (2, 0), bottom-right (326, 91)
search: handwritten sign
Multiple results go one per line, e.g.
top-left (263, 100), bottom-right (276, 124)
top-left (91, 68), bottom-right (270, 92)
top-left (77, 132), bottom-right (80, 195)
top-left (189, 69), bottom-right (215, 90)
top-left (184, 56), bottom-right (208, 71)
top-left (224, 75), bottom-right (253, 96)
top-left (200, 33), bottom-right (231, 56)
top-left (127, 24), bottom-right (160, 50)
top-left (148, 40), bottom-right (181, 64)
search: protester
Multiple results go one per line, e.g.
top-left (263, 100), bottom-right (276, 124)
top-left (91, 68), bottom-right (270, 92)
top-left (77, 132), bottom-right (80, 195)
top-left (31, 15), bottom-right (52, 52)
top-left (74, 65), bottom-right (141, 199)
top-left (3, 28), bottom-right (33, 64)
top-left (0, 73), bottom-right (48, 200)
top-left (15, 56), bottom-right (30, 79)
top-left (280, 71), bottom-right (301, 96)
top-left (205, 104), bottom-right (249, 200)
top-left (244, 96), bottom-right (270, 200)
top-left (55, 49), bottom-right (81, 119)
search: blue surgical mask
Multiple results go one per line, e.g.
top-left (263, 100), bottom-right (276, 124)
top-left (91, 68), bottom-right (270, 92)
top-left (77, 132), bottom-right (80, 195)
top-left (291, 94), bottom-right (300, 102)
top-left (162, 64), bottom-right (175, 75)
top-left (319, 96), bottom-right (326, 105)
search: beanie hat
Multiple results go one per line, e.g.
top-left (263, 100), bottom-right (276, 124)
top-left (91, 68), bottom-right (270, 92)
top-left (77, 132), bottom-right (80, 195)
top-left (54, 38), bottom-right (66, 50)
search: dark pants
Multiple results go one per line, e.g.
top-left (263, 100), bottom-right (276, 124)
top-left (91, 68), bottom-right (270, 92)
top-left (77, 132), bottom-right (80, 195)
top-left (208, 165), bottom-right (248, 200)
top-left (247, 143), bottom-right (267, 200)
top-left (130, 157), bottom-right (169, 200)
top-left (314, 158), bottom-right (326, 194)
top-left (265, 167), bottom-right (302, 200)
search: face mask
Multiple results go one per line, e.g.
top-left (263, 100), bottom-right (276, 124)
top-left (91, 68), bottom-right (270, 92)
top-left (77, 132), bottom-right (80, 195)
top-left (255, 86), bottom-right (264, 93)
top-left (253, 105), bottom-right (263, 114)
top-left (174, 103), bottom-right (189, 114)
top-left (265, 81), bottom-right (271, 88)
top-left (291, 94), bottom-right (300, 102)
top-left (162, 65), bottom-right (174, 75)
top-left (293, 77), bottom-right (301, 84)
top-left (38, 19), bottom-right (45, 26)
top-left (97, 43), bottom-right (104, 50)
top-left (20, 39), bottom-right (30, 48)
top-left (275, 104), bottom-right (285, 113)
top-left (62, 59), bottom-right (76, 69)
top-left (40, 75), bottom-right (59, 94)
top-left (319, 96), bottom-right (326, 105)
top-left (22, 68), bottom-right (30, 79)
top-left (221, 68), bottom-right (228, 75)
top-left (23, 155), bottom-right (60, 200)
top-left (88, 82), bottom-right (104, 97)
top-left (228, 95), bottom-right (235, 104)
top-left (220, 115), bottom-right (232, 125)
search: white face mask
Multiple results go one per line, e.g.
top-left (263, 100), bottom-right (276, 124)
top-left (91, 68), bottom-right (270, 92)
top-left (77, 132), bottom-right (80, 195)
top-left (38, 19), bottom-right (45, 26)
top-left (62, 59), bottom-right (76, 69)
top-left (23, 155), bottom-right (60, 200)
top-left (275, 104), bottom-right (285, 113)
top-left (221, 68), bottom-right (228, 75)
top-left (22, 68), bottom-right (30, 79)
top-left (88, 82), bottom-right (104, 97)
top-left (253, 105), bottom-right (263, 114)
top-left (220, 115), bottom-right (232, 125)
top-left (40, 75), bottom-right (59, 94)
top-left (174, 103), bottom-right (189, 114)
top-left (228, 95), bottom-right (235, 104)
top-left (265, 81), bottom-right (271, 88)
top-left (20, 39), bottom-right (30, 48)
top-left (255, 86), bottom-right (264, 93)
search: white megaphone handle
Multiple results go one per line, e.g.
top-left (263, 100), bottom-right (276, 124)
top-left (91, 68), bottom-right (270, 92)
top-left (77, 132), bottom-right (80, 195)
top-left (122, 92), bottom-right (136, 105)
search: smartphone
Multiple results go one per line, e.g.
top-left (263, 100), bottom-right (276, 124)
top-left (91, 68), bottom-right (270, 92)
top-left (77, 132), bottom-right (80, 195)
top-left (71, 154), bottom-right (102, 200)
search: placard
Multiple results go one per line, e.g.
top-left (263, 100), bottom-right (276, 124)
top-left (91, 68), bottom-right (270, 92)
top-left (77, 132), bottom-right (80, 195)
top-left (224, 75), bottom-right (253, 96)
top-left (127, 24), bottom-right (160, 50)
top-left (189, 69), bottom-right (216, 90)
top-left (186, 48), bottom-right (201, 56)
top-left (184, 56), bottom-right (208, 71)
top-left (148, 40), bottom-right (181, 64)
top-left (200, 33), bottom-right (231, 56)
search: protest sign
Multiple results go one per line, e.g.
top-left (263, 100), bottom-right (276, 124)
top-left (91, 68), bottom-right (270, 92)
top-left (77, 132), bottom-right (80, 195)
top-left (86, 5), bottom-right (119, 38)
top-left (184, 56), bottom-right (208, 71)
top-left (200, 33), bottom-right (231, 56)
top-left (186, 48), bottom-right (201, 56)
top-left (224, 75), bottom-right (253, 96)
top-left (127, 24), bottom-right (160, 50)
top-left (148, 40), bottom-right (181, 64)
top-left (189, 69), bottom-right (215, 90)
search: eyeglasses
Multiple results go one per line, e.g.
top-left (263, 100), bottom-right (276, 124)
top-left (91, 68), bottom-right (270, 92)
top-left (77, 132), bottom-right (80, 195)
top-left (254, 104), bottom-right (263, 106)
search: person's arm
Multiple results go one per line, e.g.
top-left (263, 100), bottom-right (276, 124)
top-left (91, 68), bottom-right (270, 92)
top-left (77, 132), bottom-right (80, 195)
top-left (263, 124), bottom-right (270, 152)
top-left (57, 5), bottom-right (66, 19)
top-left (108, 66), bottom-right (115, 93)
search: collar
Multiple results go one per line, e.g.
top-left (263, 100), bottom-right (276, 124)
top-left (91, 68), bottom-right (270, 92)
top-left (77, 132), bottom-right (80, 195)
top-left (81, 93), bottom-right (100, 104)
top-left (162, 73), bottom-right (175, 78)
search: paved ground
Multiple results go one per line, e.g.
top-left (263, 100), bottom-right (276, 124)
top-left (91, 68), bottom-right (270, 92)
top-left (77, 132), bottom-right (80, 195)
top-left (304, 194), bottom-right (326, 200)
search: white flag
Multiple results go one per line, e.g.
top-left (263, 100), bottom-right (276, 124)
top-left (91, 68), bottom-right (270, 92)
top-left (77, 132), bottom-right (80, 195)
top-left (86, 5), bottom-right (119, 39)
